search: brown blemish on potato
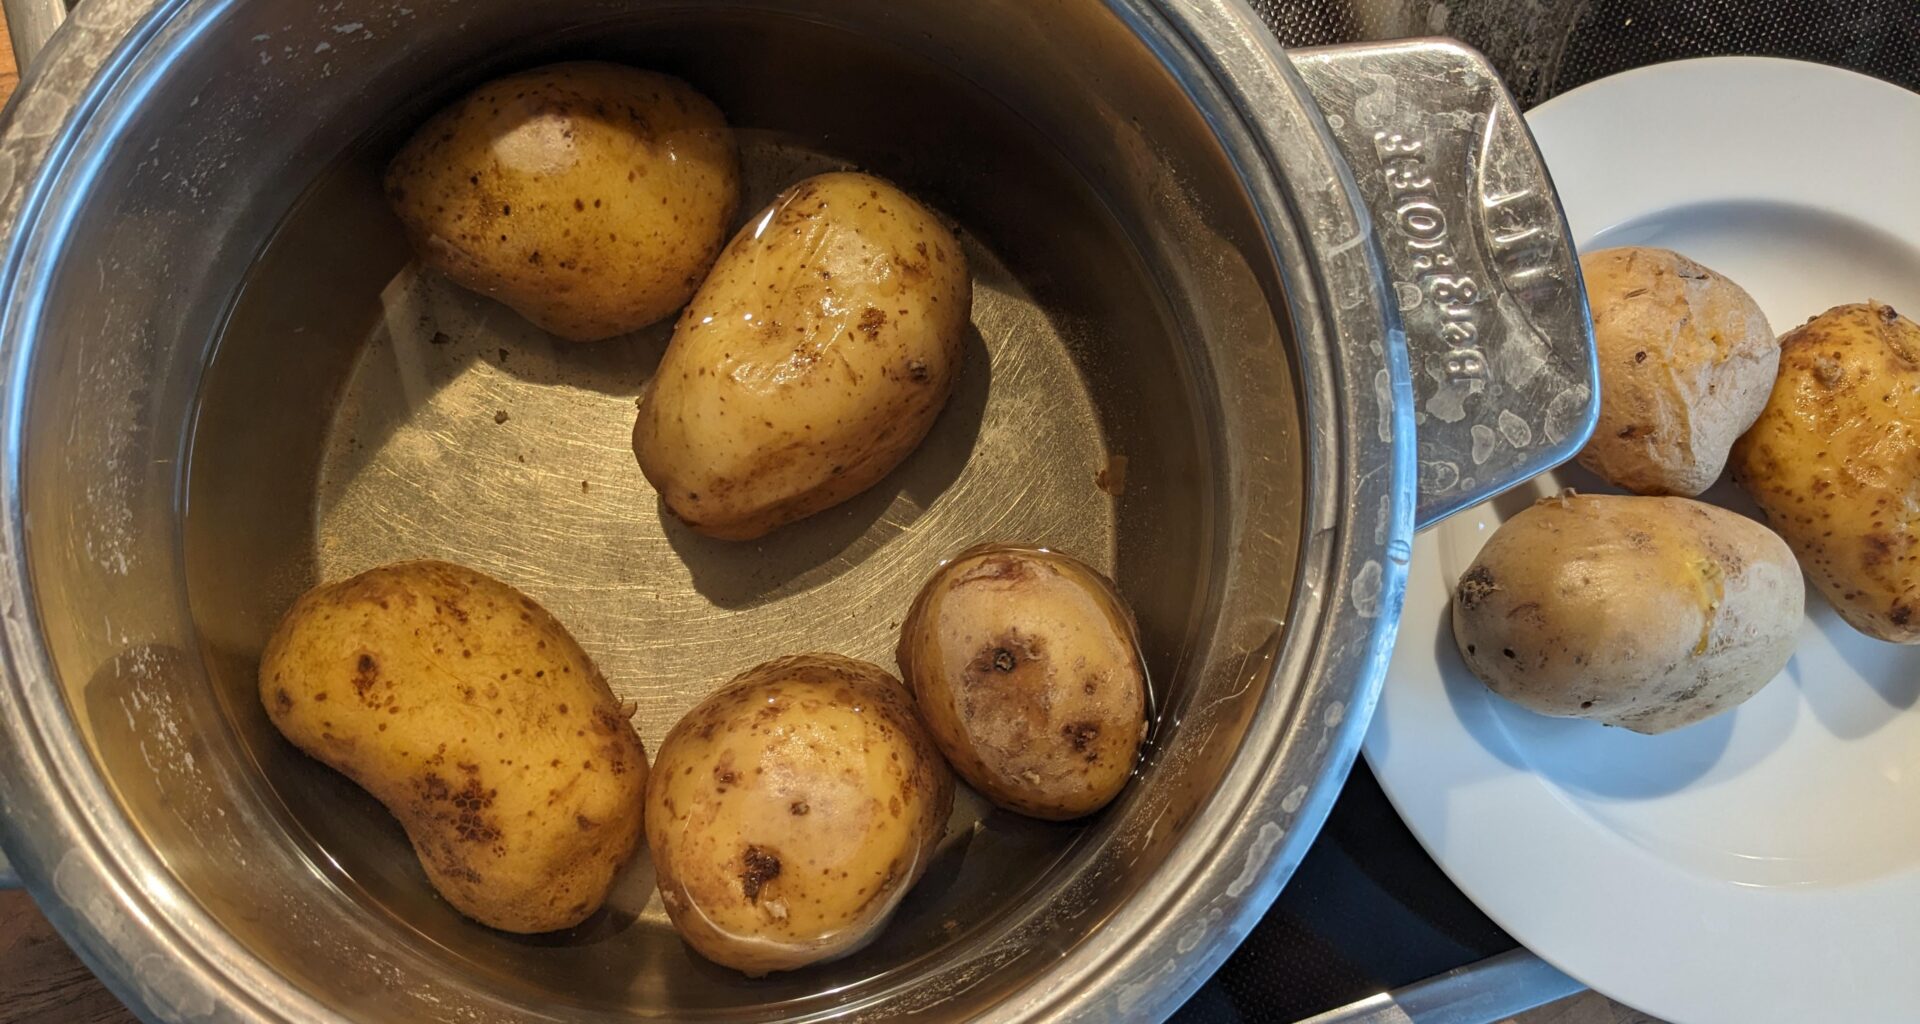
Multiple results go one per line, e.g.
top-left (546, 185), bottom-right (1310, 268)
top-left (740, 845), bottom-right (781, 902)
top-left (351, 653), bottom-right (379, 701)
top-left (789, 801), bottom-right (809, 815)
top-left (1456, 565), bottom-right (1498, 610)
top-left (858, 307), bottom-right (887, 336)
top-left (1062, 721), bottom-right (1100, 759)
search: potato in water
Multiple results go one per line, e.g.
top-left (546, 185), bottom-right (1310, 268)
top-left (1452, 494), bottom-right (1801, 734)
top-left (897, 544), bottom-right (1147, 820)
top-left (1575, 247), bottom-right (1777, 496)
top-left (385, 62), bottom-right (740, 341)
top-left (260, 560), bottom-right (648, 932)
top-left (645, 654), bottom-right (953, 976)
top-left (633, 171), bottom-right (971, 540)
top-left (1732, 302), bottom-right (1920, 642)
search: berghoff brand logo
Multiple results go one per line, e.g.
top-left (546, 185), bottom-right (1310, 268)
top-left (1371, 128), bottom-right (1491, 426)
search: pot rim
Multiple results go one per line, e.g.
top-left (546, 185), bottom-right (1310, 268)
top-left (0, 0), bottom-right (1414, 1020)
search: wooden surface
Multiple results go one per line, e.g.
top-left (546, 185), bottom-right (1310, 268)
top-left (0, 15), bottom-right (16, 107)
top-left (0, 890), bottom-right (136, 1024)
top-left (0, 9), bottom-right (1660, 1024)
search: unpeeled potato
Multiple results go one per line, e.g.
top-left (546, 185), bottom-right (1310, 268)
top-left (260, 560), bottom-right (648, 932)
top-left (385, 62), bottom-right (741, 341)
top-left (645, 654), bottom-right (952, 976)
top-left (1452, 494), bottom-right (1801, 734)
top-left (633, 171), bottom-right (971, 540)
top-left (896, 544), bottom-right (1147, 819)
top-left (1575, 247), bottom-right (1777, 496)
top-left (1732, 301), bottom-right (1920, 642)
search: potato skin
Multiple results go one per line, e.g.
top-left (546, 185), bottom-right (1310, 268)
top-left (385, 62), bottom-right (740, 341)
top-left (645, 654), bottom-right (953, 976)
top-left (632, 171), bottom-right (971, 540)
top-left (1452, 494), bottom-right (1801, 734)
top-left (1575, 247), bottom-right (1778, 496)
top-left (897, 544), bottom-right (1147, 819)
top-left (260, 560), bottom-right (648, 932)
top-left (1731, 302), bottom-right (1920, 642)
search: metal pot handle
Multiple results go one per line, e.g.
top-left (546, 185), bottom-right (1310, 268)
top-left (3, 0), bottom-right (64, 73)
top-left (1291, 39), bottom-right (1598, 531)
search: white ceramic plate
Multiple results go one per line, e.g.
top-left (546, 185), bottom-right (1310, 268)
top-left (1364, 58), bottom-right (1920, 1024)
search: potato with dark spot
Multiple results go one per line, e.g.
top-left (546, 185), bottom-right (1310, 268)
top-left (633, 171), bottom-right (971, 540)
top-left (260, 560), bottom-right (648, 932)
top-left (897, 544), bottom-right (1147, 819)
top-left (645, 654), bottom-right (952, 976)
top-left (1452, 494), bottom-right (1801, 734)
top-left (1576, 247), bottom-right (1778, 496)
top-left (385, 62), bottom-right (740, 341)
top-left (1732, 301), bottom-right (1920, 641)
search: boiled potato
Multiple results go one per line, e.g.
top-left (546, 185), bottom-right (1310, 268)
top-left (897, 544), bottom-right (1147, 819)
top-left (260, 560), bottom-right (648, 932)
top-left (1453, 494), bottom-right (1801, 734)
top-left (1731, 302), bottom-right (1920, 642)
top-left (385, 62), bottom-right (741, 341)
top-left (632, 171), bottom-right (970, 540)
top-left (645, 654), bottom-right (952, 975)
top-left (1575, 247), bottom-right (1777, 496)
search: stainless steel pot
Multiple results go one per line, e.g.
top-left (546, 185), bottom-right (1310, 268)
top-left (0, 1), bottom-right (1595, 1020)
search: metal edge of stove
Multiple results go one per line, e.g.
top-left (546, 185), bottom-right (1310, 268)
top-left (0, 0), bottom-right (65, 891)
top-left (1298, 950), bottom-right (1585, 1024)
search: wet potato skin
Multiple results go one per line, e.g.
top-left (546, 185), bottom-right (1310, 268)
top-left (645, 654), bottom-right (953, 976)
top-left (259, 560), bottom-right (649, 933)
top-left (632, 171), bottom-right (971, 540)
top-left (1731, 302), bottom-right (1920, 642)
top-left (1575, 247), bottom-right (1778, 497)
top-left (897, 544), bottom-right (1147, 820)
top-left (1452, 494), bottom-right (1802, 734)
top-left (385, 62), bottom-right (741, 341)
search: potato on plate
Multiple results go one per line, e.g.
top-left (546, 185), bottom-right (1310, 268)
top-left (1452, 493), bottom-right (1801, 734)
top-left (1576, 247), bottom-right (1777, 496)
top-left (260, 560), bottom-right (648, 932)
top-left (1731, 301), bottom-right (1920, 642)
top-left (897, 544), bottom-right (1147, 820)
top-left (645, 654), bottom-right (953, 976)
top-left (633, 171), bottom-right (971, 540)
top-left (385, 62), bottom-right (740, 341)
